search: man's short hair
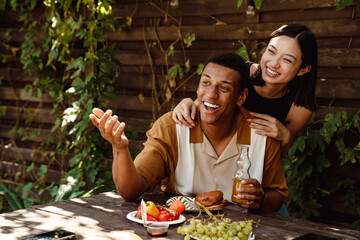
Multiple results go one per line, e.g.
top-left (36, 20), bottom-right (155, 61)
top-left (203, 52), bottom-right (249, 93)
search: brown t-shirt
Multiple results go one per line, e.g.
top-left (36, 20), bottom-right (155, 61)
top-left (134, 108), bottom-right (288, 199)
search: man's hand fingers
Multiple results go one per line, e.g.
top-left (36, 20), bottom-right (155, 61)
top-left (105, 116), bottom-right (118, 136)
top-left (114, 122), bottom-right (126, 138)
top-left (98, 109), bottom-right (112, 130)
top-left (93, 108), bottom-right (106, 118)
top-left (89, 114), bottom-right (100, 127)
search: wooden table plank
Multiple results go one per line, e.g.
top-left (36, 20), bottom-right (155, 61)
top-left (0, 207), bottom-right (142, 240)
top-left (2, 190), bottom-right (360, 240)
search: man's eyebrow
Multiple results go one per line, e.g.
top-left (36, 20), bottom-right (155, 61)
top-left (222, 80), bottom-right (234, 85)
top-left (201, 73), bottom-right (235, 86)
top-left (202, 73), bottom-right (211, 78)
top-left (269, 45), bottom-right (297, 60)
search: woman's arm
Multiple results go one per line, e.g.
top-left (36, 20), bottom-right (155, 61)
top-left (282, 103), bottom-right (313, 153)
top-left (247, 103), bottom-right (313, 155)
top-left (172, 98), bottom-right (198, 127)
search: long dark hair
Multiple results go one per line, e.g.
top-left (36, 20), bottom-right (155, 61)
top-left (252, 24), bottom-right (318, 111)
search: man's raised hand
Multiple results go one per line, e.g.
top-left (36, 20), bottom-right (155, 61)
top-left (89, 108), bottom-right (129, 149)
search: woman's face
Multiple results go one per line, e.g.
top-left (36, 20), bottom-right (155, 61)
top-left (260, 35), bottom-right (304, 87)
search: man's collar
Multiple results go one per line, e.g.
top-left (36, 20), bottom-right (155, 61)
top-left (190, 107), bottom-right (251, 145)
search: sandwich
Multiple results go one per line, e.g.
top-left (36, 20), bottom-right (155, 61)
top-left (195, 190), bottom-right (228, 210)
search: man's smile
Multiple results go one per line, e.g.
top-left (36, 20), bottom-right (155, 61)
top-left (204, 101), bottom-right (220, 109)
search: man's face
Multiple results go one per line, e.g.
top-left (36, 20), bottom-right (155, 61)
top-left (197, 62), bottom-right (243, 125)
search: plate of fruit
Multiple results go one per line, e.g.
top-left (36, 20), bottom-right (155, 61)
top-left (126, 199), bottom-right (186, 225)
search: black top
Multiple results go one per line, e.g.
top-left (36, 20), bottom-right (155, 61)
top-left (242, 62), bottom-right (295, 124)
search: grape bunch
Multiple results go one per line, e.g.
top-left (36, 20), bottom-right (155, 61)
top-left (177, 217), bottom-right (253, 240)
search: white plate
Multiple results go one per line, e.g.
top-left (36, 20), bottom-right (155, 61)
top-left (126, 211), bottom-right (186, 225)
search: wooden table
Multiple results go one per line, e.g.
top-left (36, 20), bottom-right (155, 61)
top-left (1, 189), bottom-right (360, 240)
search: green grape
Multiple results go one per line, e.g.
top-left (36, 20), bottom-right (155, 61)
top-left (216, 226), bottom-right (225, 232)
top-left (189, 224), bottom-right (196, 232)
top-left (177, 212), bottom-right (253, 240)
top-left (184, 226), bottom-right (192, 234)
top-left (177, 226), bottom-right (185, 235)
top-left (243, 227), bottom-right (251, 235)
top-left (219, 221), bottom-right (227, 227)
top-left (184, 235), bottom-right (191, 240)
top-left (197, 227), bottom-right (205, 235)
top-left (235, 224), bottom-right (242, 232)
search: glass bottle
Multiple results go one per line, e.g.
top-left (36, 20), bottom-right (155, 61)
top-left (231, 146), bottom-right (251, 203)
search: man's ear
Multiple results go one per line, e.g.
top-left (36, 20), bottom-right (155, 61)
top-left (237, 88), bottom-right (248, 107)
top-left (297, 65), bottom-right (312, 76)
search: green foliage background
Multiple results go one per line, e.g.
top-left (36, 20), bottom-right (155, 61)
top-left (1, 0), bottom-right (125, 207)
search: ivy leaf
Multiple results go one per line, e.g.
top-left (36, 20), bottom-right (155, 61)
top-left (10, 0), bottom-right (17, 11)
top-left (254, 0), bottom-right (263, 9)
top-left (26, 162), bottom-right (34, 172)
top-left (0, 106), bottom-right (7, 117)
top-left (51, 118), bottom-right (61, 132)
top-left (185, 59), bottom-right (190, 73)
top-left (166, 64), bottom-right (179, 80)
top-left (314, 154), bottom-right (330, 172)
top-left (126, 16), bottom-right (132, 26)
top-left (71, 78), bottom-right (85, 93)
top-left (167, 45), bottom-right (175, 57)
top-left (30, 0), bottom-right (36, 10)
top-left (0, 185), bottom-right (24, 210)
top-left (197, 64), bottom-right (204, 75)
top-left (24, 198), bottom-right (35, 208)
top-left (291, 135), bottom-right (306, 153)
top-left (184, 33), bottom-right (195, 48)
top-left (336, 0), bottom-right (354, 10)
top-left (70, 153), bottom-right (82, 167)
top-left (37, 165), bottom-right (48, 177)
top-left (237, 0), bottom-right (243, 8)
top-left (236, 47), bottom-right (249, 61)
top-left (66, 57), bottom-right (84, 71)
top-left (23, 183), bottom-right (33, 198)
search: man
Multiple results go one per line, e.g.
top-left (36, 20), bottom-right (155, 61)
top-left (89, 52), bottom-right (288, 212)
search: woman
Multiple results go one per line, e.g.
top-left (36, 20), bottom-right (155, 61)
top-left (172, 24), bottom-right (318, 216)
top-left (172, 24), bottom-right (318, 156)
